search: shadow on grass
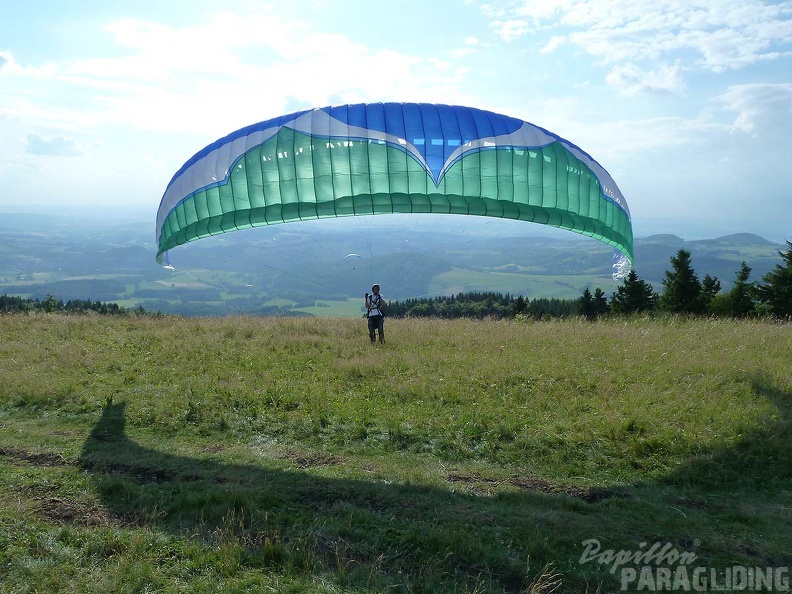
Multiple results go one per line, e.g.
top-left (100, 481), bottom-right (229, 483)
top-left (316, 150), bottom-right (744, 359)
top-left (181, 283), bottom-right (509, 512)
top-left (664, 372), bottom-right (792, 492)
top-left (75, 372), bottom-right (792, 592)
top-left (79, 402), bottom-right (555, 593)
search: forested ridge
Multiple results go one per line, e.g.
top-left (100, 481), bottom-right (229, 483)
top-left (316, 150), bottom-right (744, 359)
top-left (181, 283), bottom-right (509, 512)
top-left (4, 241), bottom-right (791, 319)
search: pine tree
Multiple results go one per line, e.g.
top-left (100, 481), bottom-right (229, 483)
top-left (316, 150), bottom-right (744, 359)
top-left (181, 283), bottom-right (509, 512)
top-left (701, 274), bottom-right (722, 313)
top-left (593, 287), bottom-right (610, 317)
top-left (578, 288), bottom-right (597, 320)
top-left (756, 241), bottom-right (792, 317)
top-left (610, 270), bottom-right (657, 314)
top-left (42, 294), bottom-right (58, 313)
top-left (660, 249), bottom-right (703, 313)
top-left (512, 295), bottom-right (527, 316)
top-left (729, 261), bottom-right (755, 317)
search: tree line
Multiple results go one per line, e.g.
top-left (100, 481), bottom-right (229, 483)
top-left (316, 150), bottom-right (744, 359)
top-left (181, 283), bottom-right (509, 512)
top-left (385, 292), bottom-right (577, 320)
top-left (389, 241), bottom-right (792, 320)
top-left (0, 294), bottom-right (149, 316)
top-left (3, 242), bottom-right (790, 320)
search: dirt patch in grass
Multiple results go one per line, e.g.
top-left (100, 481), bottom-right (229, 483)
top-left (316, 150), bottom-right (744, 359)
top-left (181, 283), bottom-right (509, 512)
top-left (280, 449), bottom-right (344, 468)
top-left (0, 448), bottom-right (133, 527)
top-left (447, 471), bottom-right (623, 503)
top-left (0, 445), bottom-right (207, 484)
top-left (33, 495), bottom-right (120, 527)
top-left (0, 446), bottom-right (70, 467)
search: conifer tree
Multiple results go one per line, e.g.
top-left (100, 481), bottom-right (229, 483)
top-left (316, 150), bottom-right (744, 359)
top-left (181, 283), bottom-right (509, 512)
top-left (729, 261), bottom-right (755, 317)
top-left (756, 241), bottom-right (792, 317)
top-left (610, 270), bottom-right (657, 314)
top-left (660, 249), bottom-right (703, 313)
top-left (701, 274), bottom-right (722, 312)
top-left (512, 295), bottom-right (527, 316)
top-left (578, 288), bottom-right (597, 320)
top-left (578, 287), bottom-right (610, 320)
top-left (593, 287), bottom-right (610, 317)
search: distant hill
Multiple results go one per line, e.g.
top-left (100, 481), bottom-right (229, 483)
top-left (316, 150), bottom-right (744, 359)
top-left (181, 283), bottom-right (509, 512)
top-left (632, 233), bottom-right (783, 291)
top-left (640, 234), bottom-right (685, 246)
top-left (690, 233), bottom-right (778, 247)
top-left (0, 213), bottom-right (785, 316)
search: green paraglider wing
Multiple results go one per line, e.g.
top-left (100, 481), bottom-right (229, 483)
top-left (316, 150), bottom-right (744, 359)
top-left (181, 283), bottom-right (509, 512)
top-left (156, 103), bottom-right (633, 266)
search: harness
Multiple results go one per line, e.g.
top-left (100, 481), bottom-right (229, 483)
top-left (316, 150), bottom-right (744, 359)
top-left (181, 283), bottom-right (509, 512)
top-left (368, 294), bottom-right (383, 317)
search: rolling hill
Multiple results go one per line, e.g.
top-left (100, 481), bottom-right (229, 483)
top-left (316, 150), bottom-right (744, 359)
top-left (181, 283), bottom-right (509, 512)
top-left (0, 213), bottom-right (786, 316)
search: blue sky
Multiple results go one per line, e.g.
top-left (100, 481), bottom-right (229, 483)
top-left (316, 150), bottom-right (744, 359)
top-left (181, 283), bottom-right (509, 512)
top-left (1, 0), bottom-right (791, 242)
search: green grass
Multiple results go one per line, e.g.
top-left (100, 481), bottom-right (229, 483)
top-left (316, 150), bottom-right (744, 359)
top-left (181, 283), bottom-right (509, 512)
top-left (428, 268), bottom-right (616, 300)
top-left (295, 298), bottom-right (367, 317)
top-left (1, 314), bottom-right (790, 593)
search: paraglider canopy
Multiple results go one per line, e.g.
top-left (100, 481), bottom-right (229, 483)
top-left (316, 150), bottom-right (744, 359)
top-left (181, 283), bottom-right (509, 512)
top-left (155, 102), bottom-right (633, 270)
top-left (344, 252), bottom-right (363, 270)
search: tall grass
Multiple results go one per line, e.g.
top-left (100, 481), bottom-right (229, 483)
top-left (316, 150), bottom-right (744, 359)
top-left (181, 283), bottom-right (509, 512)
top-left (1, 314), bottom-right (790, 593)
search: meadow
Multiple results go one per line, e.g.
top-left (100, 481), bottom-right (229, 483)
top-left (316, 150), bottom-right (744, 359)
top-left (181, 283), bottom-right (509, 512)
top-left (1, 314), bottom-right (790, 593)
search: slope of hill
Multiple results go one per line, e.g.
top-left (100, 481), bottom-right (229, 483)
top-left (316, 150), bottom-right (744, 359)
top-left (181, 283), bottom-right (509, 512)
top-left (0, 213), bottom-right (785, 315)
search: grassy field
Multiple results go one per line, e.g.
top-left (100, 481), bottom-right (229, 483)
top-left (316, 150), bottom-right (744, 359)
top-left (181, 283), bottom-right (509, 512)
top-left (294, 298), bottom-right (366, 318)
top-left (1, 314), bottom-right (790, 593)
top-left (427, 269), bottom-right (617, 300)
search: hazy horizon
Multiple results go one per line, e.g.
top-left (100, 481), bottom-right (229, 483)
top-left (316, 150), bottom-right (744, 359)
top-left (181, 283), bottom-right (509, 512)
top-left (1, 204), bottom-right (788, 245)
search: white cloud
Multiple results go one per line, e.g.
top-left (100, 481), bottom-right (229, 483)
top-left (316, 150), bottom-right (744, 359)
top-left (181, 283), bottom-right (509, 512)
top-left (500, 94), bottom-right (727, 169)
top-left (541, 36), bottom-right (565, 54)
top-left (452, 47), bottom-right (477, 59)
top-left (510, 2), bottom-right (573, 23)
top-left (492, 0), bottom-right (792, 72)
top-left (479, 3), bottom-right (508, 19)
top-left (605, 62), bottom-right (685, 96)
top-left (0, 94), bottom-right (88, 131)
top-left (454, 36), bottom-right (481, 58)
top-left (0, 10), bottom-right (467, 139)
top-left (715, 83), bottom-right (792, 134)
top-left (568, 113), bottom-right (727, 166)
top-left (25, 133), bottom-right (82, 156)
top-left (0, 50), bottom-right (11, 70)
top-left (489, 19), bottom-right (530, 43)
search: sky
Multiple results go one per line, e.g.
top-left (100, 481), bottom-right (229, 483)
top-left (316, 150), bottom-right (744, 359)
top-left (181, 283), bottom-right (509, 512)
top-left (1, 0), bottom-right (791, 243)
